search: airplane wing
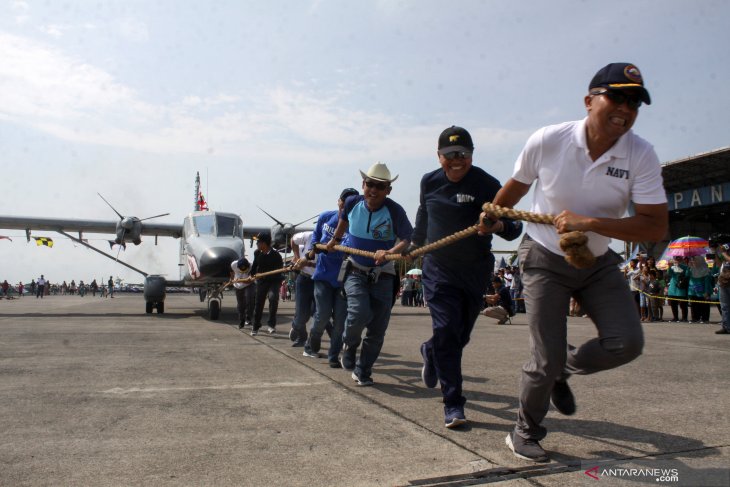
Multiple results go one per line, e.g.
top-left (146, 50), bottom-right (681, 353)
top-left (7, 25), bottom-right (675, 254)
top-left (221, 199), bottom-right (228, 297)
top-left (242, 226), bottom-right (275, 239)
top-left (0, 216), bottom-right (182, 238)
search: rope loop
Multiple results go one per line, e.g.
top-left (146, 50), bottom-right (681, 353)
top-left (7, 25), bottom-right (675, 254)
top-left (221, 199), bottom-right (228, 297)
top-left (482, 203), bottom-right (595, 269)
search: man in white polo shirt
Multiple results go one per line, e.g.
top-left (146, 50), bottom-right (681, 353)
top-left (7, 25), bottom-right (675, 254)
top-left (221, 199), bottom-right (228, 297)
top-left (483, 62), bottom-right (668, 462)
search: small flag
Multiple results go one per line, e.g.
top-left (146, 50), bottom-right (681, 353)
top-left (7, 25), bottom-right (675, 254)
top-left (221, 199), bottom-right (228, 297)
top-left (198, 192), bottom-right (209, 211)
top-left (0, 236), bottom-right (12, 242)
top-left (34, 237), bottom-right (53, 247)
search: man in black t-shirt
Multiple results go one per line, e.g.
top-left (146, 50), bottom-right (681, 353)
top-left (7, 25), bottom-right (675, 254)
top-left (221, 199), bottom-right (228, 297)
top-left (250, 232), bottom-right (284, 336)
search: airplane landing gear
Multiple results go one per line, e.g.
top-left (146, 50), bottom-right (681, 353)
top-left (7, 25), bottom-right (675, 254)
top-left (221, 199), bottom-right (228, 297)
top-left (208, 299), bottom-right (220, 320)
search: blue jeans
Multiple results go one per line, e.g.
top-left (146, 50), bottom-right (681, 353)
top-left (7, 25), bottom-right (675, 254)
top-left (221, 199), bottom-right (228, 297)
top-left (342, 272), bottom-right (394, 379)
top-left (291, 273), bottom-right (315, 339)
top-left (719, 286), bottom-right (729, 331)
top-left (308, 280), bottom-right (348, 361)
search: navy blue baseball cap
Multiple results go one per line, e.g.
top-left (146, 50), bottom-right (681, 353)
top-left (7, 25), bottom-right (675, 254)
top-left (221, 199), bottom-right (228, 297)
top-left (254, 232), bottom-right (271, 245)
top-left (339, 188), bottom-right (359, 201)
top-left (589, 62), bottom-right (651, 105)
top-left (236, 258), bottom-right (250, 270)
top-left (438, 126), bottom-right (474, 154)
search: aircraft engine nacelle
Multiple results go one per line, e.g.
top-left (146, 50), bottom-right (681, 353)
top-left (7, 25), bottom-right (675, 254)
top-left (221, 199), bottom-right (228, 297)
top-left (116, 217), bottom-right (143, 245)
top-left (143, 275), bottom-right (166, 302)
top-left (270, 223), bottom-right (297, 250)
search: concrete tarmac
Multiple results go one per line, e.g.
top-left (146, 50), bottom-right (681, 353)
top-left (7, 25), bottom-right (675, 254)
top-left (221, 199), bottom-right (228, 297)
top-left (1, 293), bottom-right (728, 486)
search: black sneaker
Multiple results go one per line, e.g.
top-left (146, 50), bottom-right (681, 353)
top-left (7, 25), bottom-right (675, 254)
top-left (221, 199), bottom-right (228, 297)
top-left (238, 322), bottom-right (245, 330)
top-left (444, 405), bottom-right (467, 429)
top-left (328, 360), bottom-right (342, 369)
top-left (289, 328), bottom-right (298, 342)
top-left (351, 371), bottom-right (373, 386)
top-left (716, 329), bottom-right (730, 334)
top-left (551, 380), bottom-right (576, 416)
top-left (340, 344), bottom-right (357, 371)
top-left (420, 342), bottom-right (437, 388)
top-left (250, 329), bottom-right (259, 336)
top-left (505, 431), bottom-right (548, 462)
top-left (291, 340), bottom-right (306, 347)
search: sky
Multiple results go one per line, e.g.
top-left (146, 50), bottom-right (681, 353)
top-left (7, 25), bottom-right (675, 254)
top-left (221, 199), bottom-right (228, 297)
top-left (1, 0), bottom-right (729, 285)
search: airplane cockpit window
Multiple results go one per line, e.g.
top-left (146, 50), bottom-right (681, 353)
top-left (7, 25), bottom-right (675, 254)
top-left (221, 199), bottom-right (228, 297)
top-left (216, 215), bottom-right (239, 237)
top-left (193, 215), bottom-right (216, 235)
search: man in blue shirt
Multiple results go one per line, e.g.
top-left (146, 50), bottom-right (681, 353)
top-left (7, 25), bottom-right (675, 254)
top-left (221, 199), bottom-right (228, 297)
top-left (408, 126), bottom-right (522, 428)
top-left (301, 187), bottom-right (360, 366)
top-left (326, 163), bottom-right (413, 386)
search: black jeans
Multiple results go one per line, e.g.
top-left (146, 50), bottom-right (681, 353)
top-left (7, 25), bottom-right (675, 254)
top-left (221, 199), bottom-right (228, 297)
top-left (254, 280), bottom-right (281, 329)
top-left (235, 286), bottom-right (255, 324)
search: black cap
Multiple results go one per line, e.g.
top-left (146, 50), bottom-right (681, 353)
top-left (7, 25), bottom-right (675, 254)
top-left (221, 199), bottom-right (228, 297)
top-left (339, 187), bottom-right (359, 201)
top-left (254, 232), bottom-right (271, 245)
top-left (589, 62), bottom-right (651, 105)
top-left (236, 258), bottom-right (250, 270)
top-left (438, 126), bottom-right (474, 155)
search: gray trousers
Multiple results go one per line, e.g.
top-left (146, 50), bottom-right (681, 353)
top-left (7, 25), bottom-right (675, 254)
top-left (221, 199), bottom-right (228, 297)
top-left (516, 236), bottom-right (644, 440)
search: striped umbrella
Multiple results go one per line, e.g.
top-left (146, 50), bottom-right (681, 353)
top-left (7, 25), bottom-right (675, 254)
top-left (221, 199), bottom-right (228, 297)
top-left (665, 236), bottom-right (710, 257)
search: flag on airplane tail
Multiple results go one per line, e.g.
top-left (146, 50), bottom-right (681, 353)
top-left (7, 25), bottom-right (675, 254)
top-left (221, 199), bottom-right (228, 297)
top-left (108, 241), bottom-right (126, 250)
top-left (34, 237), bottom-right (53, 247)
top-left (0, 236), bottom-right (12, 242)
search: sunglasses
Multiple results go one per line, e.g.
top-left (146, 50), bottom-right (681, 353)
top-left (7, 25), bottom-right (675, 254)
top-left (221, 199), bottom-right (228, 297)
top-left (590, 89), bottom-right (643, 110)
top-left (364, 180), bottom-right (389, 191)
top-left (442, 150), bottom-right (473, 161)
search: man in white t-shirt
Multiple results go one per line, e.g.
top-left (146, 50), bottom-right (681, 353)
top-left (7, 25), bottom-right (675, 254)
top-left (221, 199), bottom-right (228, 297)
top-left (482, 63), bottom-right (668, 462)
top-left (230, 258), bottom-right (253, 329)
top-left (36, 275), bottom-right (46, 298)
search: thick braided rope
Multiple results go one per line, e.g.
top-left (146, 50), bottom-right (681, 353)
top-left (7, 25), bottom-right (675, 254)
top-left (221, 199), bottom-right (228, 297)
top-left (313, 224), bottom-right (480, 261)
top-left (481, 203), bottom-right (555, 224)
top-left (313, 243), bottom-right (398, 261)
top-left (229, 266), bottom-right (292, 285)
top-left (482, 203), bottom-right (595, 269)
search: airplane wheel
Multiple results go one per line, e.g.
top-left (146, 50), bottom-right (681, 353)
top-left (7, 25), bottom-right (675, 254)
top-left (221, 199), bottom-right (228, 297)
top-left (146, 302), bottom-right (153, 314)
top-left (209, 300), bottom-right (220, 320)
top-left (157, 302), bottom-right (164, 314)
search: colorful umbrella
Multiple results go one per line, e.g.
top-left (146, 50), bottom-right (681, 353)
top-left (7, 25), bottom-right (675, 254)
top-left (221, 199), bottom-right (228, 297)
top-left (665, 236), bottom-right (710, 257)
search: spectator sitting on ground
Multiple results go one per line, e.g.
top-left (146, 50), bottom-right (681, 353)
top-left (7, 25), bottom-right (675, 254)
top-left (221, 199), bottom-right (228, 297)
top-left (483, 277), bottom-right (514, 324)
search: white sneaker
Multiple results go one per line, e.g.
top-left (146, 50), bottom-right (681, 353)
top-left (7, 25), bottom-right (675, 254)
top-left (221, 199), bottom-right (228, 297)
top-left (267, 326), bottom-right (276, 334)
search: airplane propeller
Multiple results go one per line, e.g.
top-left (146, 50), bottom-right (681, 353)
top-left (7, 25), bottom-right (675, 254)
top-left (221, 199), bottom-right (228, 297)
top-left (98, 193), bottom-right (170, 245)
top-left (256, 206), bottom-right (318, 250)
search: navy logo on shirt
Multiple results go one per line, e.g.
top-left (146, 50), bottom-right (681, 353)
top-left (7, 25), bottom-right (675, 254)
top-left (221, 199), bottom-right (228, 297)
top-left (606, 167), bottom-right (629, 179)
top-left (456, 193), bottom-right (475, 203)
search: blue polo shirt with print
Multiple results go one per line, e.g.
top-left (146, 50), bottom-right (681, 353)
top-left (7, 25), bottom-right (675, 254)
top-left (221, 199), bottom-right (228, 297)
top-left (342, 195), bottom-right (413, 268)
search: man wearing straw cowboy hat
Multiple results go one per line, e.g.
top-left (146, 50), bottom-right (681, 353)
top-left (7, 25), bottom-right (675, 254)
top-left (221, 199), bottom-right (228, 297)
top-left (407, 125), bottom-right (522, 429)
top-left (484, 63), bottom-right (668, 462)
top-left (325, 162), bottom-right (413, 386)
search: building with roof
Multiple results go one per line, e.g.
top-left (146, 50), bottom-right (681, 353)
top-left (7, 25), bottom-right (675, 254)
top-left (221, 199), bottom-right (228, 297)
top-left (639, 146), bottom-right (730, 258)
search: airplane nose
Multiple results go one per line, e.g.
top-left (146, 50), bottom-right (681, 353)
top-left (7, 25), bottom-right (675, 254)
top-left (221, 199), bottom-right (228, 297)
top-left (199, 247), bottom-right (240, 278)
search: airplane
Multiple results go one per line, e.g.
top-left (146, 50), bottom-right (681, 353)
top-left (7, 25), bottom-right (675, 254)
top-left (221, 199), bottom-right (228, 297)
top-left (0, 173), bottom-right (314, 320)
